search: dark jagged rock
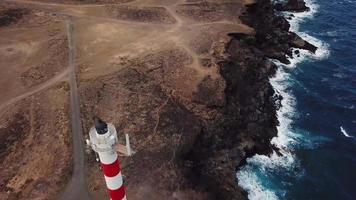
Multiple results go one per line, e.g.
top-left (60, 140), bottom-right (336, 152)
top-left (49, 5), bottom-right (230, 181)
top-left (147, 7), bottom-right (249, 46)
top-left (275, 0), bottom-right (310, 12)
top-left (289, 32), bottom-right (318, 53)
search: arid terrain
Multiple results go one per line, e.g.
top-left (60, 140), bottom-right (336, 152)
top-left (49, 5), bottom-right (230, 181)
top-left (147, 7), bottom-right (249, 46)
top-left (0, 5), bottom-right (72, 199)
top-left (0, 0), bottom-right (314, 199)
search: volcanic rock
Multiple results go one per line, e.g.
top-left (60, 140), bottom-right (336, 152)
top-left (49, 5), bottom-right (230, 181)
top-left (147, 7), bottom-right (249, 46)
top-left (275, 0), bottom-right (310, 12)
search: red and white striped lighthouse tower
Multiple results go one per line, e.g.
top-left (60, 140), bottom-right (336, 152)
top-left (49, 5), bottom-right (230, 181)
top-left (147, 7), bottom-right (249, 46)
top-left (88, 117), bottom-right (127, 200)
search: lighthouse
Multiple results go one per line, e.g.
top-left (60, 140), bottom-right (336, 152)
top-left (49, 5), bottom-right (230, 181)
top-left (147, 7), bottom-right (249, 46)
top-left (87, 117), bottom-right (127, 200)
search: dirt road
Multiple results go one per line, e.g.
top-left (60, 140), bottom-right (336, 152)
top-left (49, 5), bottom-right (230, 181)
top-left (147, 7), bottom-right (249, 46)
top-left (59, 19), bottom-right (91, 200)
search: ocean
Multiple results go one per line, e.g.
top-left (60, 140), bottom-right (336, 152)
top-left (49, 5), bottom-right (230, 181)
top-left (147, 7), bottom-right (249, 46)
top-left (237, 0), bottom-right (356, 199)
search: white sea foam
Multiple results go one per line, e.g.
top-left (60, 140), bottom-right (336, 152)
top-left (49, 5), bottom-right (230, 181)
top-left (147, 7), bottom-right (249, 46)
top-left (288, 0), bottom-right (318, 29)
top-left (237, 66), bottom-right (299, 200)
top-left (340, 126), bottom-right (353, 138)
top-left (237, 1), bottom-right (330, 199)
top-left (270, 70), bottom-right (299, 149)
top-left (237, 169), bottom-right (279, 200)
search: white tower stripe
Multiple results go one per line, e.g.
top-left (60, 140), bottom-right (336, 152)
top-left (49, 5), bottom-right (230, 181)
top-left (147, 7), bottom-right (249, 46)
top-left (105, 171), bottom-right (124, 190)
top-left (98, 151), bottom-right (118, 165)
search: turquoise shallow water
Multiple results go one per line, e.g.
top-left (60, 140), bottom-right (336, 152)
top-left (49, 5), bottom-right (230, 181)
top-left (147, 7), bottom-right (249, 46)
top-left (237, 0), bottom-right (356, 199)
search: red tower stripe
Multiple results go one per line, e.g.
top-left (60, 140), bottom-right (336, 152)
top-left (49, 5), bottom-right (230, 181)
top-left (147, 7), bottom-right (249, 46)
top-left (101, 159), bottom-right (121, 177)
top-left (108, 186), bottom-right (126, 200)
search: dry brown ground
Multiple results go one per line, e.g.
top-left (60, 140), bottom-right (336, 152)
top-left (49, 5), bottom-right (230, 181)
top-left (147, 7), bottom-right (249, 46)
top-left (0, 82), bottom-right (72, 200)
top-left (0, 5), bottom-right (72, 200)
top-left (0, 0), bottom-right (254, 199)
top-left (0, 5), bottom-right (69, 110)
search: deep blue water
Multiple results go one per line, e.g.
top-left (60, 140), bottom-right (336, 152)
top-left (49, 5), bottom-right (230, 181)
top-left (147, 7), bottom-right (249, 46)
top-left (237, 0), bottom-right (356, 199)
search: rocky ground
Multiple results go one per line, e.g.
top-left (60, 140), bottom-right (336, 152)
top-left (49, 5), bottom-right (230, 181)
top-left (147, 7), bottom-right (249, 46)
top-left (0, 0), bottom-right (315, 199)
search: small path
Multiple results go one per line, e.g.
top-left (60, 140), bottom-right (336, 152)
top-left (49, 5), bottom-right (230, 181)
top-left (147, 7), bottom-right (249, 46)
top-left (59, 18), bottom-right (91, 200)
top-left (0, 68), bottom-right (69, 113)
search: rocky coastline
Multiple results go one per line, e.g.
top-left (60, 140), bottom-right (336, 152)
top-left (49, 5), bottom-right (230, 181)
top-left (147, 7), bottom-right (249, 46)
top-left (183, 0), bottom-right (317, 199)
top-left (0, 0), bottom-right (317, 199)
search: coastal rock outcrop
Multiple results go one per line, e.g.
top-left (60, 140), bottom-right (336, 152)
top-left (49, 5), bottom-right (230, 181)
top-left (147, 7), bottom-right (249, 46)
top-left (275, 0), bottom-right (310, 12)
top-left (290, 32), bottom-right (317, 53)
top-left (240, 0), bottom-right (317, 64)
